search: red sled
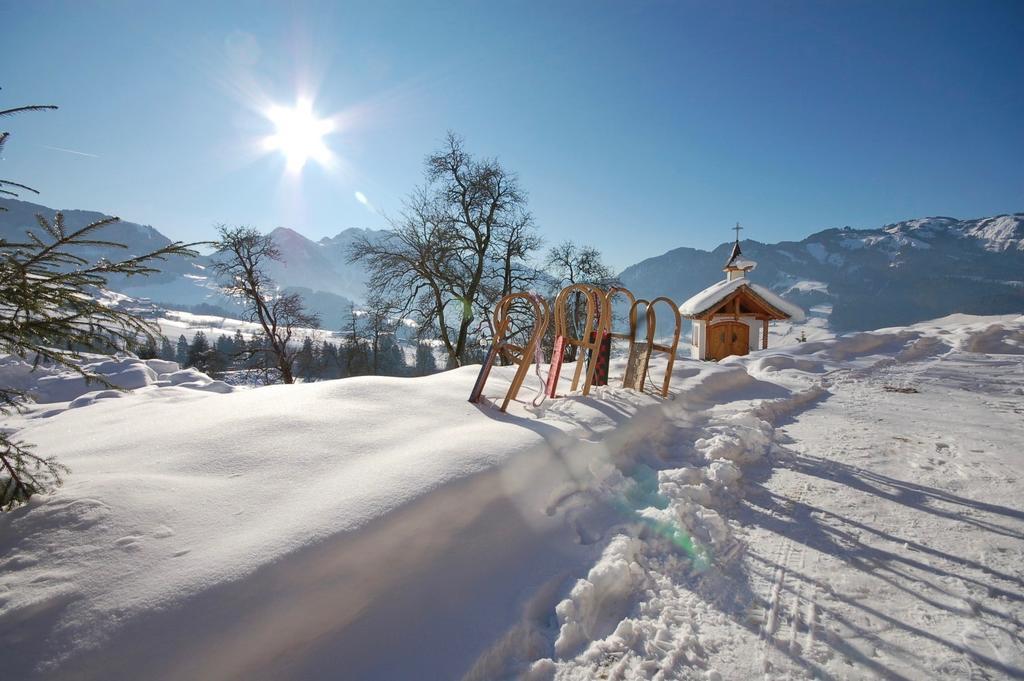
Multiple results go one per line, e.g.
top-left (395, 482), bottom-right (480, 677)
top-left (545, 335), bottom-right (566, 398)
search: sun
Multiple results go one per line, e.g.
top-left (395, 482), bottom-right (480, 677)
top-left (263, 99), bottom-right (335, 173)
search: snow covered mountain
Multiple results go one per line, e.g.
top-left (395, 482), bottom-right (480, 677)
top-left (0, 198), bottom-right (385, 328)
top-left (620, 214), bottom-right (1024, 333)
top-left (264, 226), bottom-right (377, 303)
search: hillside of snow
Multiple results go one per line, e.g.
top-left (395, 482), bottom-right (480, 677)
top-left (2, 313), bottom-right (1022, 680)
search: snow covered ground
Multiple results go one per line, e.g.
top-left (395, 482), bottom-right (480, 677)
top-left (1, 314), bottom-right (1022, 680)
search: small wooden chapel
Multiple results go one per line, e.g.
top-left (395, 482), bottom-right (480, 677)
top-left (679, 225), bottom-right (804, 361)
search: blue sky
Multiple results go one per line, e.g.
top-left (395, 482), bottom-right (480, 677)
top-left (2, 1), bottom-right (1022, 269)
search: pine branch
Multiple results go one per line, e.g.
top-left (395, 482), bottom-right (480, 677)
top-left (0, 434), bottom-right (68, 511)
top-left (0, 211), bottom-right (202, 508)
top-left (0, 179), bottom-right (41, 194)
top-left (0, 105), bottom-right (59, 118)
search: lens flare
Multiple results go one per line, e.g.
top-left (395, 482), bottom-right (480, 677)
top-left (263, 98), bottom-right (335, 173)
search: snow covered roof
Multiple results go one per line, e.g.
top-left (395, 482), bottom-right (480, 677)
top-left (727, 256), bottom-right (757, 271)
top-left (678, 278), bottom-right (805, 321)
top-left (723, 241), bottom-right (757, 271)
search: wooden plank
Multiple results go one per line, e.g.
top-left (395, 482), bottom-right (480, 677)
top-left (623, 341), bottom-right (650, 391)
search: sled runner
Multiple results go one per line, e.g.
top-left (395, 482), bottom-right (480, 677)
top-left (469, 292), bottom-right (550, 411)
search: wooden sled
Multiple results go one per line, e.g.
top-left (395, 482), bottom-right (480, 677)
top-left (604, 286), bottom-right (637, 383)
top-left (622, 296), bottom-right (682, 397)
top-left (468, 292), bottom-right (550, 411)
top-left (623, 299), bottom-right (655, 392)
top-left (546, 283), bottom-right (610, 398)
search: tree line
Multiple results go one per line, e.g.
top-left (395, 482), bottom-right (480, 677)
top-left (138, 322), bottom-right (437, 382)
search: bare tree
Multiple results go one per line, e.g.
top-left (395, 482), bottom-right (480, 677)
top-left (544, 241), bottom-right (621, 360)
top-left (363, 294), bottom-right (401, 375)
top-left (342, 303), bottom-right (371, 376)
top-left (478, 209), bottom-right (543, 344)
top-left (350, 132), bottom-right (538, 368)
top-left (545, 241), bottom-right (619, 291)
top-left (212, 225), bottom-right (320, 384)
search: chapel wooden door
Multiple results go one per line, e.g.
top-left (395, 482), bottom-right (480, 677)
top-left (708, 321), bottom-right (749, 361)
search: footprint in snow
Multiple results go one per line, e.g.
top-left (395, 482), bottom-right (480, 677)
top-left (114, 535), bottom-right (143, 551)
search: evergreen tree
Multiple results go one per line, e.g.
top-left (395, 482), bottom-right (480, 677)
top-left (0, 101), bottom-right (57, 207)
top-left (0, 97), bottom-right (197, 509)
top-left (343, 304), bottom-right (371, 376)
top-left (187, 331), bottom-right (211, 372)
top-left (159, 336), bottom-right (176, 362)
top-left (175, 334), bottom-right (189, 366)
top-left (415, 342), bottom-right (438, 376)
top-left (295, 336), bottom-right (317, 381)
top-left (231, 329), bottom-right (246, 360)
top-left (209, 334), bottom-right (233, 376)
top-left (136, 335), bottom-right (158, 360)
top-left (320, 341), bottom-right (343, 379)
top-left (376, 334), bottom-right (406, 376)
top-left (0, 207), bottom-right (197, 510)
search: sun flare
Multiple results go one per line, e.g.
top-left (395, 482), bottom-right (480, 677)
top-left (263, 99), bottom-right (334, 173)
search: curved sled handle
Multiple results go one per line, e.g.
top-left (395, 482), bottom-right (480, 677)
top-left (648, 296), bottom-right (681, 397)
top-left (470, 292), bottom-right (550, 411)
top-left (551, 283), bottom-right (610, 396)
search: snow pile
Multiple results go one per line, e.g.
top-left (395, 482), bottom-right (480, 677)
top-left (553, 535), bottom-right (647, 658)
top-left (694, 413), bottom-right (774, 464)
top-left (0, 353), bottom-right (232, 411)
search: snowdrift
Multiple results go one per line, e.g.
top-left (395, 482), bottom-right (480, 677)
top-left (1, 314), bottom-right (1022, 680)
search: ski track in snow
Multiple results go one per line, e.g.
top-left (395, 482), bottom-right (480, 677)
top-left (1, 314), bottom-right (1023, 680)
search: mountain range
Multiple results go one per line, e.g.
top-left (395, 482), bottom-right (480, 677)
top-left (2, 197), bottom-right (1022, 335)
top-left (620, 214), bottom-right (1024, 332)
top-left (0, 198), bottom-right (382, 329)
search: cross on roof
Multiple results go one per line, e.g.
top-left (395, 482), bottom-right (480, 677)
top-left (733, 222), bottom-right (743, 243)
